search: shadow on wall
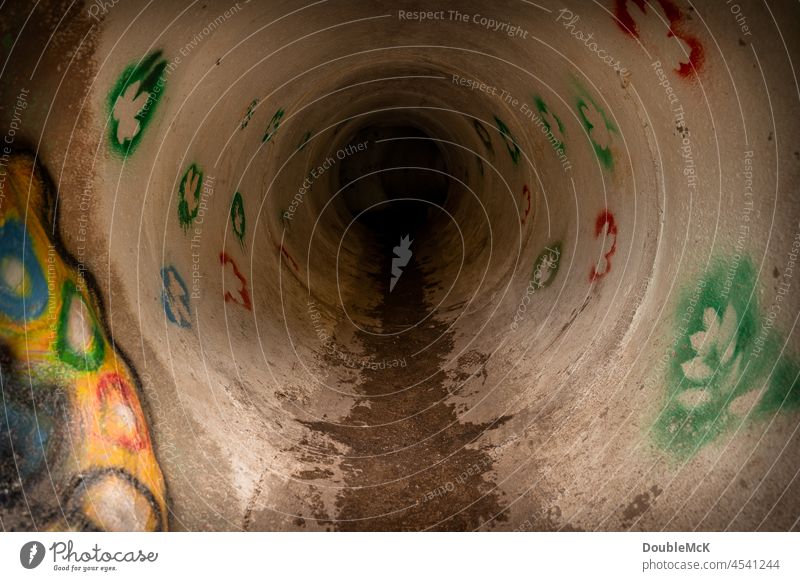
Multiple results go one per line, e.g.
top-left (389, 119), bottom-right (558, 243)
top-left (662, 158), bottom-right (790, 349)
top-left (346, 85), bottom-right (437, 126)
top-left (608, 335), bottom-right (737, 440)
top-left (0, 152), bottom-right (166, 531)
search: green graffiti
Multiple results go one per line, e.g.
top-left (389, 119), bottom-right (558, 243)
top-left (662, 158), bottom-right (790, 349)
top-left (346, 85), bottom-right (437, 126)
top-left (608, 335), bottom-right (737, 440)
top-left (230, 191), bottom-right (246, 247)
top-left (494, 115), bottom-right (520, 165)
top-left (177, 163), bottom-right (203, 231)
top-left (297, 131), bottom-right (312, 151)
top-left (473, 119), bottom-right (493, 152)
top-left (654, 257), bottom-right (800, 457)
top-left (262, 108), bottom-right (285, 143)
top-left (240, 98), bottom-right (259, 130)
top-left (56, 280), bottom-right (105, 371)
top-left (531, 243), bottom-right (561, 289)
top-left (107, 51), bottom-right (168, 156)
top-left (575, 86), bottom-right (616, 170)
top-left (533, 96), bottom-right (566, 151)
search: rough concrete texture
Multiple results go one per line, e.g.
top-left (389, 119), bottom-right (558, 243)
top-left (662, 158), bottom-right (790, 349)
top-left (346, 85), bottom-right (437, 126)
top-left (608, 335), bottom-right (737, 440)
top-left (0, 0), bottom-right (799, 531)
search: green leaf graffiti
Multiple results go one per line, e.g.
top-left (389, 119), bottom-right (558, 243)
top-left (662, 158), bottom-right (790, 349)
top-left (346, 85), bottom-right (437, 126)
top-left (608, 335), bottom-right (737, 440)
top-left (177, 163), bottom-right (203, 231)
top-left (494, 115), bottom-right (521, 165)
top-left (574, 86), bottom-right (616, 170)
top-left (262, 108), bottom-right (285, 143)
top-left (654, 256), bottom-right (800, 457)
top-left (533, 96), bottom-right (566, 152)
top-left (531, 243), bottom-right (562, 289)
top-left (230, 191), bottom-right (246, 247)
top-left (107, 51), bottom-right (168, 156)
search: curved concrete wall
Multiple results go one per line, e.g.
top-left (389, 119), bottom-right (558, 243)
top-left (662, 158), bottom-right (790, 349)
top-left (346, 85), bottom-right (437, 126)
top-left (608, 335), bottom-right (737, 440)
top-left (1, 0), bottom-right (798, 531)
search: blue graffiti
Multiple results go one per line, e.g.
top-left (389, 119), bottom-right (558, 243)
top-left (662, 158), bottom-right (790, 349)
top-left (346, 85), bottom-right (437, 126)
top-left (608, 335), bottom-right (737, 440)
top-left (0, 218), bottom-right (48, 322)
top-left (160, 266), bottom-right (191, 327)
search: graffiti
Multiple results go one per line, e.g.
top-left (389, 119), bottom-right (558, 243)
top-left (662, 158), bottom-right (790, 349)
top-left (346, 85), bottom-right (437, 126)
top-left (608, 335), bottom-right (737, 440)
top-left (520, 185), bottom-right (531, 224)
top-left (220, 252), bottom-right (252, 310)
top-left (532, 243), bottom-right (561, 289)
top-left (0, 152), bottom-right (166, 531)
top-left (56, 280), bottom-right (105, 371)
top-left (589, 210), bottom-right (617, 282)
top-left (533, 96), bottom-right (566, 151)
top-left (575, 88), bottom-right (617, 170)
top-left (494, 115), bottom-right (521, 165)
top-left (261, 108), bottom-right (285, 143)
top-left (654, 257), bottom-right (799, 456)
top-left (0, 218), bottom-right (49, 322)
top-left (240, 98), bottom-right (258, 130)
top-left (473, 119), bottom-right (493, 152)
top-left (297, 131), bottom-right (312, 151)
top-left (230, 191), bottom-right (246, 248)
top-left (161, 265), bottom-right (191, 327)
top-left (177, 163), bottom-right (203, 231)
top-left (107, 51), bottom-right (168, 155)
top-left (276, 243), bottom-right (299, 272)
top-left (614, 0), bottom-right (704, 78)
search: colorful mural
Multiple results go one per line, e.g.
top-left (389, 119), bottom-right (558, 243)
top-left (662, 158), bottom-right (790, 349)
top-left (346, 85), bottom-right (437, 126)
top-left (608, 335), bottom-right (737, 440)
top-left (107, 51), bottom-right (168, 156)
top-left (654, 257), bottom-right (800, 457)
top-left (0, 153), bottom-right (167, 530)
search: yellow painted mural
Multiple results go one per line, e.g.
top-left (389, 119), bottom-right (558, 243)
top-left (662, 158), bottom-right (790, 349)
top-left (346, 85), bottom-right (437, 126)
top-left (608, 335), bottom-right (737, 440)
top-left (0, 152), bottom-right (166, 531)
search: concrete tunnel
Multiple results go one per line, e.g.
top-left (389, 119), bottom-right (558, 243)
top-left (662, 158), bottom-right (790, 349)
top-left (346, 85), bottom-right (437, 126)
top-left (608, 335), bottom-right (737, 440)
top-left (0, 0), bottom-right (799, 532)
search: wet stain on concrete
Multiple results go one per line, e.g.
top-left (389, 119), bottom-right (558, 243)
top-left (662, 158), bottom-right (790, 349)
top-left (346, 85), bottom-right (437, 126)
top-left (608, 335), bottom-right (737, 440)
top-left (303, 251), bottom-right (510, 530)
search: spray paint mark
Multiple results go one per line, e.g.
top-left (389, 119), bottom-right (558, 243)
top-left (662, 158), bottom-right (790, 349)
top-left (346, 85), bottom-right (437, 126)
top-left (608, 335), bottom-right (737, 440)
top-left (0, 218), bottom-right (48, 322)
top-left (262, 108), bottom-right (285, 143)
top-left (220, 252), bottom-right (252, 310)
top-left (56, 280), bottom-right (105, 371)
top-left (107, 51), bottom-right (168, 156)
top-left (494, 115), bottom-right (521, 165)
top-left (177, 163), bottom-right (203, 231)
top-left (96, 373), bottom-right (147, 452)
top-left (533, 96), bottom-right (566, 151)
top-left (276, 243), bottom-right (299, 272)
top-left (520, 185), bottom-right (532, 224)
top-left (614, 0), bottom-right (704, 78)
top-left (297, 131), bottom-right (312, 151)
top-left (240, 98), bottom-right (259, 130)
top-left (532, 243), bottom-right (562, 289)
top-left (161, 265), bottom-right (191, 327)
top-left (654, 257), bottom-right (800, 456)
top-left (0, 152), bottom-right (166, 531)
top-left (590, 210), bottom-right (617, 282)
top-left (473, 119), bottom-right (493, 152)
top-left (230, 191), bottom-right (246, 248)
top-left (575, 87), bottom-right (617, 170)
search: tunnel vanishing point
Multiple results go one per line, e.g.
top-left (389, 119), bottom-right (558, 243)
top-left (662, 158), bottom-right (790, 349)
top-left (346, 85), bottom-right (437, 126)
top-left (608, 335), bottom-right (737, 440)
top-left (1, 0), bottom-right (799, 531)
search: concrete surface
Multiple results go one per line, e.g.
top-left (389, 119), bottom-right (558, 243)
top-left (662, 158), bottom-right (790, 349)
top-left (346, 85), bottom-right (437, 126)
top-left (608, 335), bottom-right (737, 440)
top-left (0, 0), bottom-right (799, 530)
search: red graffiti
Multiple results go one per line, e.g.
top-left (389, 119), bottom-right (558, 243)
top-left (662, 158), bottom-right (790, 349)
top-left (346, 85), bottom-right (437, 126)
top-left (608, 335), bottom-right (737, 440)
top-left (95, 372), bottom-right (147, 452)
top-left (590, 210), bottom-right (618, 282)
top-left (276, 242), bottom-right (299, 272)
top-left (220, 251), bottom-right (252, 310)
top-left (614, 0), bottom-right (704, 78)
top-left (521, 184), bottom-right (531, 224)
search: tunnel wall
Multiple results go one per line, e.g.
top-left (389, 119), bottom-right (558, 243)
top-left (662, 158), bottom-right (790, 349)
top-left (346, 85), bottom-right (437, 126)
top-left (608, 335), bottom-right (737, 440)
top-left (0, 0), bottom-right (799, 531)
